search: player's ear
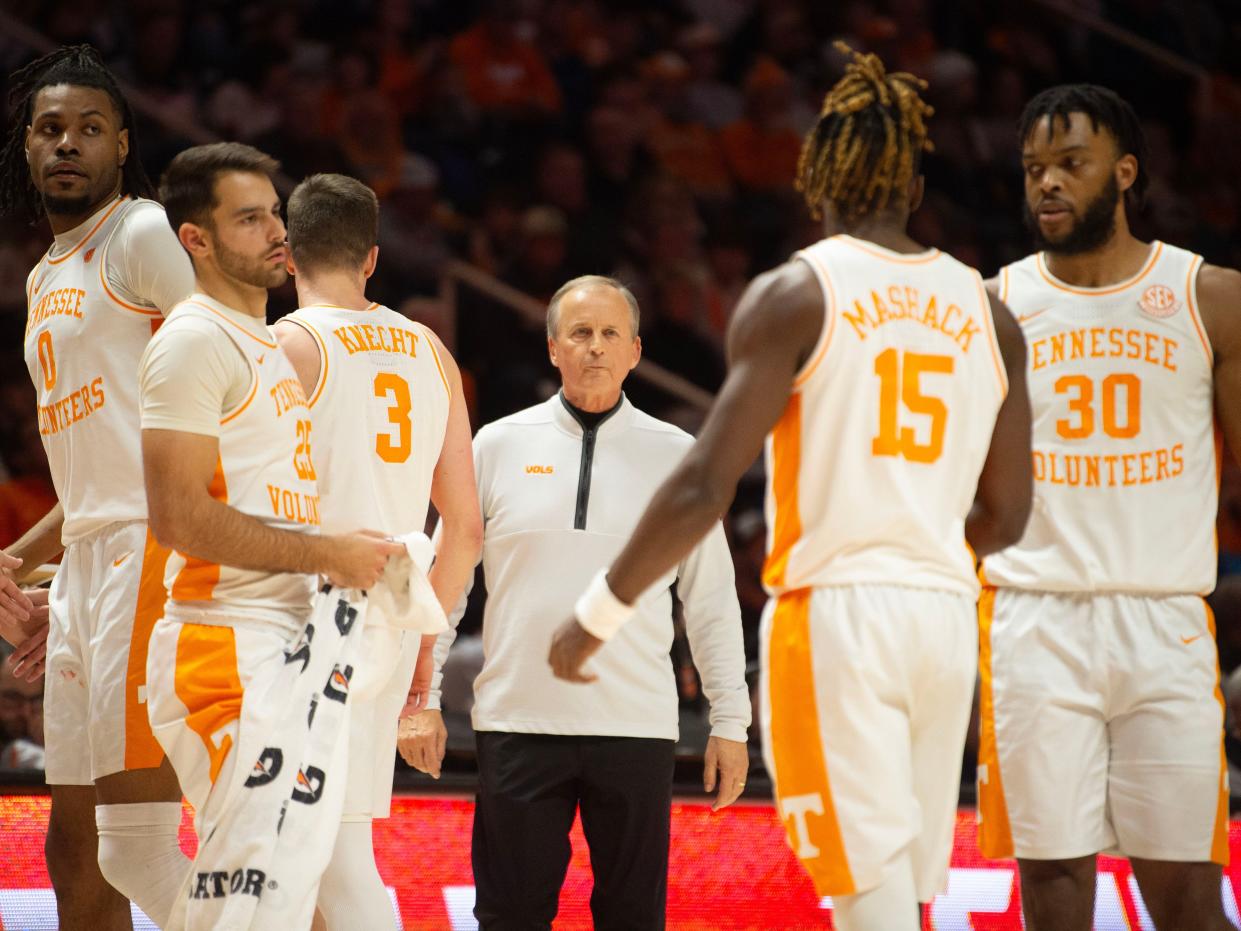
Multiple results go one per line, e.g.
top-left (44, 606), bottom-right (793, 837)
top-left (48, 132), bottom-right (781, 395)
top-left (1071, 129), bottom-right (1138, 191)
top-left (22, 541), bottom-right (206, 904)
top-left (286, 252), bottom-right (298, 277)
top-left (363, 245), bottom-right (379, 280)
top-left (178, 221), bottom-right (209, 258)
top-left (117, 127), bottom-right (129, 168)
top-left (908, 174), bottom-right (925, 214)
top-left (1115, 153), bottom-right (1138, 195)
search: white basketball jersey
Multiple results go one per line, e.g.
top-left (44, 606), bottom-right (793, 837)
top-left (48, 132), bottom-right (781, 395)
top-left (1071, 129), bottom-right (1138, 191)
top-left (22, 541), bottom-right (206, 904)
top-left (764, 235), bottom-right (1007, 598)
top-left (158, 297), bottom-right (319, 617)
top-left (982, 242), bottom-right (1216, 595)
top-left (24, 196), bottom-right (163, 544)
top-left (281, 304), bottom-right (451, 536)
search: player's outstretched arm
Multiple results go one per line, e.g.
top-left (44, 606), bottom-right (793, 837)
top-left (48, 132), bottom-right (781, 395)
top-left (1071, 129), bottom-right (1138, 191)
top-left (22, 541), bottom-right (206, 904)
top-left (4, 501), bottom-right (65, 583)
top-left (1197, 265), bottom-right (1241, 461)
top-left (965, 292), bottom-right (1033, 558)
top-left (142, 428), bottom-right (399, 589)
top-left (549, 260), bottom-right (823, 681)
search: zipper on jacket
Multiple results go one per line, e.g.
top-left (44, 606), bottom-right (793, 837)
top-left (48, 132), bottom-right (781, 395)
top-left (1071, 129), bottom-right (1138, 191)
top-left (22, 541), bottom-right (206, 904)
top-left (560, 393), bottom-right (623, 530)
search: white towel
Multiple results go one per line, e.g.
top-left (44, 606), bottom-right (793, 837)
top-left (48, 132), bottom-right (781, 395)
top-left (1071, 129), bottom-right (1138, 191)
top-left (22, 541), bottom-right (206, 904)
top-left (368, 532), bottom-right (448, 635)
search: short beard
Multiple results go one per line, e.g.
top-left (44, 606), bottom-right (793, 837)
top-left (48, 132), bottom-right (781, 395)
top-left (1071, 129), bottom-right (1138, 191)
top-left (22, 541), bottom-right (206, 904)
top-left (1024, 175), bottom-right (1120, 256)
top-left (216, 239), bottom-right (288, 290)
top-left (42, 192), bottom-right (93, 216)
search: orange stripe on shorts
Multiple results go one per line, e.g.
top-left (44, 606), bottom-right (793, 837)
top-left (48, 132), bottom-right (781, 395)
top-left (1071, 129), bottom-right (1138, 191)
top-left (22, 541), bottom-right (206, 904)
top-left (1206, 600), bottom-right (1230, 866)
top-left (174, 624), bottom-right (244, 786)
top-left (976, 587), bottom-right (1014, 858)
top-left (123, 529), bottom-right (171, 770)
top-left (766, 589), bottom-right (855, 896)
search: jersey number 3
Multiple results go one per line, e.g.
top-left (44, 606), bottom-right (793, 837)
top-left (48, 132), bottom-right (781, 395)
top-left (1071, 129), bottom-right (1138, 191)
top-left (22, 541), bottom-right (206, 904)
top-left (374, 373), bottom-right (412, 463)
top-left (872, 349), bottom-right (954, 464)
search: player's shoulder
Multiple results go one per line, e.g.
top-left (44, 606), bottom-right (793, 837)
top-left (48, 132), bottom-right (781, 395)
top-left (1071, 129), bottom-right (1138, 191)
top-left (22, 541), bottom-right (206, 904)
top-left (1194, 262), bottom-right (1241, 351)
top-left (116, 197), bottom-right (175, 236)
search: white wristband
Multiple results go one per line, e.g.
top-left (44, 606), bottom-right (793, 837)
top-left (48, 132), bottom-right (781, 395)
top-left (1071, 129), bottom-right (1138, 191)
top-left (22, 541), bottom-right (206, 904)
top-left (574, 569), bottom-right (636, 642)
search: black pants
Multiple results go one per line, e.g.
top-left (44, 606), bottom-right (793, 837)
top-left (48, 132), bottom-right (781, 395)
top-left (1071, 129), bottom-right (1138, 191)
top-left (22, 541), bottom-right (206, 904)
top-left (472, 731), bottom-right (675, 930)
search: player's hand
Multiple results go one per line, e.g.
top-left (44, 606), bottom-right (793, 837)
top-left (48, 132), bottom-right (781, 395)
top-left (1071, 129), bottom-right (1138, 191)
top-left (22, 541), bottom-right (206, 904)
top-left (324, 531), bottom-right (404, 590)
top-left (704, 735), bottom-right (748, 812)
top-left (548, 618), bottom-right (603, 683)
top-left (397, 709), bottom-right (447, 779)
top-left (0, 572), bottom-right (34, 648)
top-left (402, 634), bottom-right (437, 714)
top-left (0, 551), bottom-right (21, 580)
top-left (8, 619), bottom-right (48, 683)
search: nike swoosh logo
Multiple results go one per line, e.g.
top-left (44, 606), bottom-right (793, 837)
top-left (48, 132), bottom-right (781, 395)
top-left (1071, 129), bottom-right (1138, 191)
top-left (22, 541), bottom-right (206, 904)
top-left (1016, 308), bottom-right (1050, 324)
top-left (113, 552), bottom-right (133, 568)
top-left (256, 354), bottom-right (266, 364)
top-left (1182, 634), bottom-right (1204, 645)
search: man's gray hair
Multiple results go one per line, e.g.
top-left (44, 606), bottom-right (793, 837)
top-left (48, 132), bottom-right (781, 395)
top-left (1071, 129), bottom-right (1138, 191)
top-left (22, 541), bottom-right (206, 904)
top-left (546, 275), bottom-right (640, 339)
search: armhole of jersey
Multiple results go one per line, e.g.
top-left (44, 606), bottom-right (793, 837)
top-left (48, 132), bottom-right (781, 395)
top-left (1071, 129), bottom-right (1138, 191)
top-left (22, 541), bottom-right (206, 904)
top-left (97, 200), bottom-right (163, 318)
top-left (421, 323), bottom-right (453, 401)
top-left (282, 316), bottom-right (331, 408)
top-left (974, 271), bottom-right (1008, 398)
top-left (998, 265), bottom-right (1010, 304)
top-left (790, 253), bottom-right (835, 390)
top-left (210, 320), bottom-right (259, 426)
top-left (1184, 254), bottom-right (1213, 366)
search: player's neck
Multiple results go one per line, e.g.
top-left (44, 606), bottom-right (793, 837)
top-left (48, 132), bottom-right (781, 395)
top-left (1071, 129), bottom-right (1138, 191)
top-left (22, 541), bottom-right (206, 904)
top-left (44, 182), bottom-right (124, 236)
top-left (1042, 227), bottom-right (1151, 289)
top-left (294, 274), bottom-right (370, 312)
top-left (825, 214), bottom-right (922, 254)
top-left (195, 265), bottom-right (269, 319)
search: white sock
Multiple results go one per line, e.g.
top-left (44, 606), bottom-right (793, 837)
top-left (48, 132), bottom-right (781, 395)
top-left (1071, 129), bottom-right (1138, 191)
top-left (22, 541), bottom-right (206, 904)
top-left (316, 819), bottom-right (397, 931)
top-left (96, 802), bottom-right (190, 928)
top-left (833, 849), bottom-right (920, 931)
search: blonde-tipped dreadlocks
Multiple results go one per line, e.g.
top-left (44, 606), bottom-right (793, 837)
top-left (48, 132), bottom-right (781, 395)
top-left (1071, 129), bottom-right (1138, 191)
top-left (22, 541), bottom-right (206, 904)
top-left (796, 43), bottom-right (934, 224)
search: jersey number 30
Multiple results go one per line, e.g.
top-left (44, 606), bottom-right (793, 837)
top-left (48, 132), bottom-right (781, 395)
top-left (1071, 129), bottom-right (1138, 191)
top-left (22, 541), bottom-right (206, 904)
top-left (872, 349), bottom-right (954, 464)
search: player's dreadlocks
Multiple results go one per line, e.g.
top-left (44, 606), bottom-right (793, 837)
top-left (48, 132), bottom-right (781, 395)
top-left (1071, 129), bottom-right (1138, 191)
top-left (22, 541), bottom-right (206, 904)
top-left (796, 43), bottom-right (934, 225)
top-left (0, 44), bottom-right (154, 221)
top-left (1018, 83), bottom-right (1149, 210)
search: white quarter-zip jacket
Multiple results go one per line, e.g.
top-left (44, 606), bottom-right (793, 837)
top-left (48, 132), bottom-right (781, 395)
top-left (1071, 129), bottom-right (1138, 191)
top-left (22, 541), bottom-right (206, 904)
top-left (430, 393), bottom-right (750, 742)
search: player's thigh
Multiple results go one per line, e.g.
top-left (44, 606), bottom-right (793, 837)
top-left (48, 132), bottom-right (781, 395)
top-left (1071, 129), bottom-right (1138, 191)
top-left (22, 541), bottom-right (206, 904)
top-left (84, 523), bottom-right (171, 781)
top-left (983, 589), bottom-right (1111, 860)
top-left (761, 586), bottom-right (918, 898)
top-left (1107, 595), bottom-right (1226, 863)
top-left (343, 630), bottom-right (418, 821)
top-left (908, 590), bottom-right (976, 902)
top-left (43, 554), bottom-right (92, 787)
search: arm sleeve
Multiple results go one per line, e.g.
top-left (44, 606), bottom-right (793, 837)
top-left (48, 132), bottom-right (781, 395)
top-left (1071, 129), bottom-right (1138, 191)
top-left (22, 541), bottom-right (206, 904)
top-left (106, 202), bottom-right (196, 314)
top-left (139, 318), bottom-right (252, 436)
top-left (677, 522), bottom-right (752, 743)
top-left (425, 433), bottom-right (487, 712)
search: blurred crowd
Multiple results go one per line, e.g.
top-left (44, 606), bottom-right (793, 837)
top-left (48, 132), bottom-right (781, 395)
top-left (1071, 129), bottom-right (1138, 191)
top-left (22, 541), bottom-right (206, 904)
top-left (3, 0), bottom-right (1241, 779)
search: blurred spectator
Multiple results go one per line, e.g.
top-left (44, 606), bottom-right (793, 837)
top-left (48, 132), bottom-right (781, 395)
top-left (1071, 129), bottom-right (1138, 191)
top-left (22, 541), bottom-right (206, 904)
top-left (680, 22), bottom-right (742, 129)
top-left (375, 153), bottom-right (459, 296)
top-left (503, 206), bottom-right (572, 303)
top-left (642, 52), bottom-right (733, 202)
top-left (0, 374), bottom-right (56, 548)
top-left (533, 142), bottom-right (618, 274)
top-left (448, 0), bottom-right (562, 120)
top-left (719, 57), bottom-right (803, 193)
top-left (0, 650), bottom-right (43, 771)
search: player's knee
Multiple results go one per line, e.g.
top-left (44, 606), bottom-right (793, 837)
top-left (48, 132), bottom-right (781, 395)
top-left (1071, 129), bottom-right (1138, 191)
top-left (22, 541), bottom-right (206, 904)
top-left (45, 803), bottom-right (99, 890)
top-left (1018, 856), bottom-right (1095, 890)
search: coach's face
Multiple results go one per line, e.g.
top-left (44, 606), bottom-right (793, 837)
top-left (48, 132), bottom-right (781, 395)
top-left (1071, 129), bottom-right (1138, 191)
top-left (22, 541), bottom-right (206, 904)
top-left (1021, 111), bottom-right (1136, 254)
top-left (205, 171), bottom-right (288, 290)
top-left (549, 285), bottom-right (641, 412)
top-left (25, 84), bottom-right (127, 227)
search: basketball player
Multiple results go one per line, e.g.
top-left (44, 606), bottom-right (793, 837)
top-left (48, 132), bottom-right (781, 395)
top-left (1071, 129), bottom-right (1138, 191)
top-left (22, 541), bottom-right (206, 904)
top-left (139, 142), bottom-right (403, 928)
top-left (550, 47), bottom-right (1033, 930)
top-left (0, 45), bottom-right (196, 929)
top-left (977, 85), bottom-right (1241, 931)
top-left (274, 173), bottom-right (482, 930)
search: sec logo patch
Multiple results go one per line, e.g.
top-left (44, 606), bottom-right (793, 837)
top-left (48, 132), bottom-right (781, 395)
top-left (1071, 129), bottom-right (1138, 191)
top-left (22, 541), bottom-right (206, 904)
top-left (1139, 284), bottom-right (1179, 318)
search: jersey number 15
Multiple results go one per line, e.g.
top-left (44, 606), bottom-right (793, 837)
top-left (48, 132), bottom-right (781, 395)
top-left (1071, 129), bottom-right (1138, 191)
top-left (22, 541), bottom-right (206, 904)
top-left (872, 349), bottom-right (954, 464)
